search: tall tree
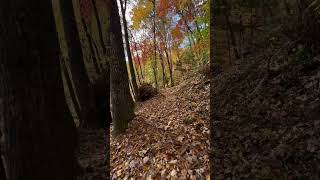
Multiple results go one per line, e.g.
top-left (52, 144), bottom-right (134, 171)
top-left (59, 0), bottom-right (105, 128)
top-left (119, 0), bottom-right (140, 100)
top-left (157, 45), bottom-right (167, 88)
top-left (130, 30), bottom-right (145, 80)
top-left (109, 0), bottom-right (135, 134)
top-left (91, 0), bottom-right (107, 57)
top-left (152, 0), bottom-right (159, 89)
top-left (61, 57), bottom-right (82, 122)
top-left (80, 16), bottom-right (102, 75)
top-left (0, 0), bottom-right (79, 179)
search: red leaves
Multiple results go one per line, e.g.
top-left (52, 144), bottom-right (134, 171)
top-left (157, 0), bottom-right (171, 18)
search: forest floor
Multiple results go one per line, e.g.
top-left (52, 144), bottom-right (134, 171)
top-left (78, 128), bottom-right (108, 180)
top-left (110, 74), bottom-right (210, 179)
top-left (212, 31), bottom-right (320, 178)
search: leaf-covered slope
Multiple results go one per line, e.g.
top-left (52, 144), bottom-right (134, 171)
top-left (212, 36), bottom-right (320, 178)
top-left (111, 74), bottom-right (210, 179)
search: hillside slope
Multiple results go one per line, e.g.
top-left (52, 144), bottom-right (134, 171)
top-left (111, 73), bottom-right (210, 179)
top-left (212, 31), bottom-right (320, 178)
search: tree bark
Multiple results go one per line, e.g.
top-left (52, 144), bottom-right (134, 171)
top-left (90, 36), bottom-right (104, 69)
top-left (130, 30), bottom-right (145, 80)
top-left (91, 0), bottom-right (107, 56)
top-left (59, 0), bottom-right (104, 128)
top-left (92, 72), bottom-right (112, 127)
top-left (157, 47), bottom-right (167, 88)
top-left (61, 57), bottom-right (82, 122)
top-left (0, 155), bottom-right (5, 180)
top-left (163, 29), bottom-right (174, 86)
top-left (152, 0), bottom-right (159, 89)
top-left (222, 0), bottom-right (240, 59)
top-left (80, 16), bottom-right (102, 75)
top-left (0, 1), bottom-right (79, 179)
top-left (90, 0), bottom-right (113, 127)
top-left (109, 0), bottom-right (135, 135)
top-left (119, 0), bottom-right (140, 99)
top-left (210, 0), bottom-right (223, 178)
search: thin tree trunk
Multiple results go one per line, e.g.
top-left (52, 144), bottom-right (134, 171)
top-left (61, 57), bottom-right (82, 122)
top-left (80, 16), bottom-right (101, 75)
top-left (164, 47), bottom-right (174, 86)
top-left (91, 0), bottom-right (107, 56)
top-left (162, 28), bottom-right (174, 86)
top-left (136, 67), bottom-right (142, 85)
top-left (90, 35), bottom-right (104, 69)
top-left (190, 0), bottom-right (203, 41)
top-left (179, 11), bottom-right (196, 46)
top-left (110, 0), bottom-right (135, 135)
top-left (0, 1), bottom-right (79, 179)
top-left (152, 0), bottom-right (159, 89)
top-left (59, 0), bottom-right (104, 128)
top-left (130, 30), bottom-right (145, 80)
top-left (120, 0), bottom-right (140, 99)
top-left (157, 48), bottom-right (167, 88)
top-left (129, 80), bottom-right (136, 98)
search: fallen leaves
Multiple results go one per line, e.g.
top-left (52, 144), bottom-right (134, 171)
top-left (211, 40), bottom-right (320, 178)
top-left (78, 128), bottom-right (108, 180)
top-left (110, 75), bottom-right (209, 179)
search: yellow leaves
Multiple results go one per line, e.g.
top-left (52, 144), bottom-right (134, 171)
top-left (173, 0), bottom-right (192, 11)
top-left (131, 1), bottom-right (153, 29)
top-left (171, 26), bottom-right (183, 40)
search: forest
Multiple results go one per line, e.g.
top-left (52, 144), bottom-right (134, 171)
top-left (0, 0), bottom-right (209, 179)
top-left (210, 0), bottom-right (320, 179)
top-left (1, 0), bottom-right (320, 179)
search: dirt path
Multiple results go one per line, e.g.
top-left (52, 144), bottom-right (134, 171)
top-left (111, 75), bottom-right (210, 179)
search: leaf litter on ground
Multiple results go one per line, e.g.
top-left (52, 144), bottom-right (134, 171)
top-left (111, 74), bottom-right (210, 179)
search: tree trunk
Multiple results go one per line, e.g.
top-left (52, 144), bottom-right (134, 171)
top-left (0, 1), bottom-right (79, 179)
top-left (80, 16), bottom-right (102, 75)
top-left (90, 0), bottom-right (112, 127)
top-left (61, 58), bottom-right (82, 122)
top-left (152, 0), bottom-right (159, 89)
top-left (59, 0), bottom-right (103, 128)
top-left (130, 30), bottom-right (145, 80)
top-left (163, 31), bottom-right (174, 86)
top-left (109, 0), bottom-right (135, 135)
top-left (92, 72), bottom-right (113, 127)
top-left (211, 0), bottom-right (223, 178)
top-left (223, 0), bottom-right (240, 59)
top-left (120, 0), bottom-right (140, 100)
top-left (157, 47), bottom-right (167, 88)
top-left (0, 145), bottom-right (6, 180)
top-left (91, 0), bottom-right (107, 56)
top-left (90, 35), bottom-right (104, 69)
